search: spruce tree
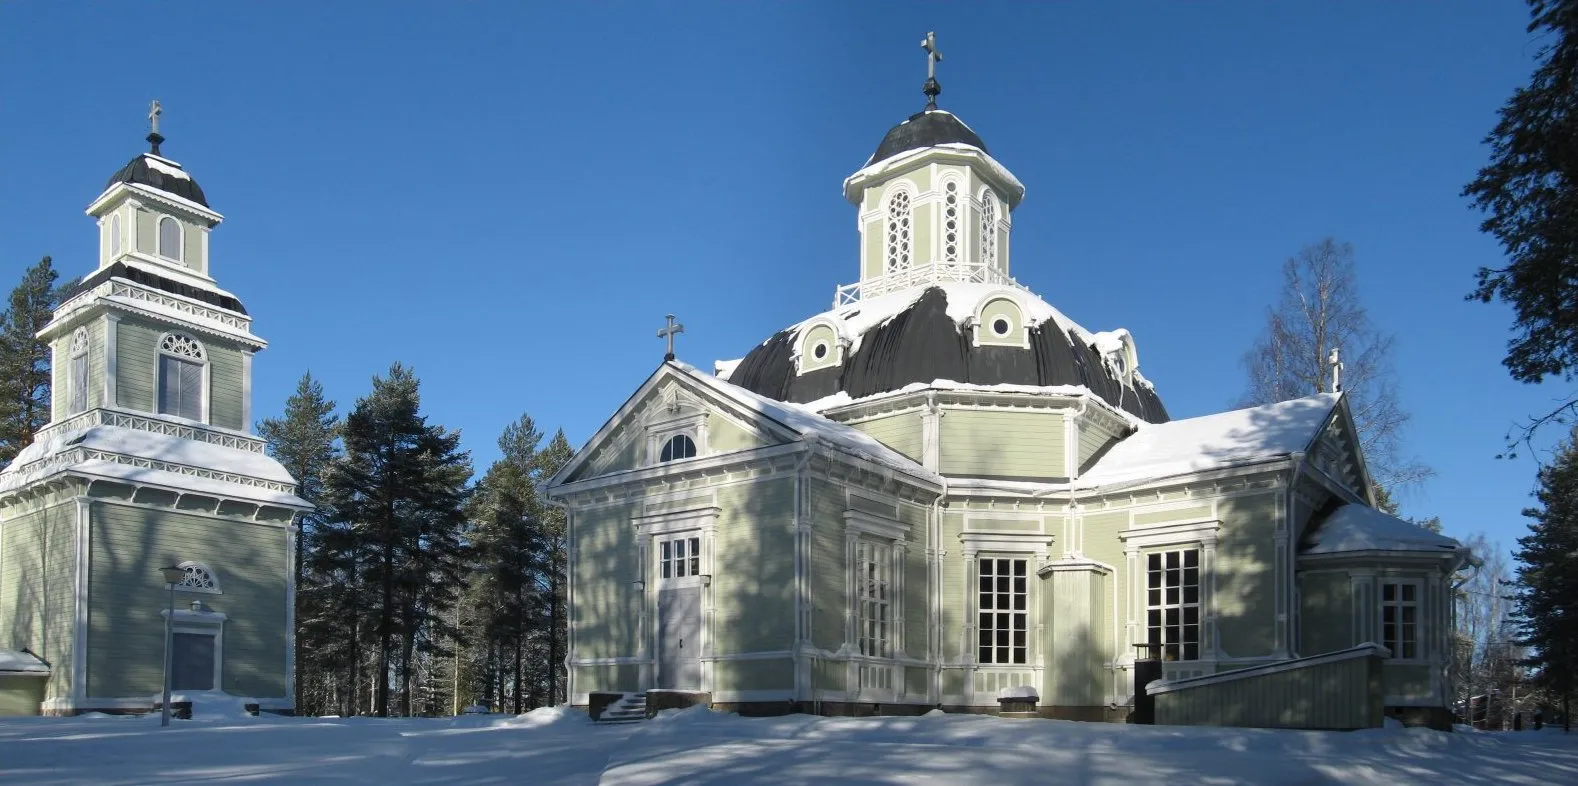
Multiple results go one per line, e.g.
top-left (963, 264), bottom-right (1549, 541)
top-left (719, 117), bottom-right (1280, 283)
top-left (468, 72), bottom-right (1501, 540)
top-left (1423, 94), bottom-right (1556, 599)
top-left (1513, 425), bottom-right (1578, 731)
top-left (323, 364), bottom-right (471, 717)
top-left (535, 429), bottom-right (574, 706)
top-left (258, 372), bottom-right (340, 713)
top-left (0, 256), bottom-right (61, 463)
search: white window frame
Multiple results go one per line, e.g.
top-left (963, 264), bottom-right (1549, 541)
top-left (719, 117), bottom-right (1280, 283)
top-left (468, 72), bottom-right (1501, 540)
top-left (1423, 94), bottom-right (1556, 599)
top-left (977, 556), bottom-right (1029, 665)
top-left (645, 402), bottom-right (708, 467)
top-left (109, 213), bottom-right (122, 259)
top-left (157, 215), bottom-right (183, 262)
top-left (1119, 519), bottom-right (1220, 670)
top-left (978, 188), bottom-right (999, 269)
top-left (156, 332), bottom-right (209, 423)
top-left (856, 539), bottom-right (894, 658)
top-left (843, 508), bottom-right (908, 701)
top-left (1145, 547), bottom-right (1203, 662)
top-left (884, 187), bottom-right (913, 273)
top-left (1380, 578), bottom-right (1424, 662)
top-left (68, 327), bottom-right (89, 415)
top-left (657, 533), bottom-right (702, 583)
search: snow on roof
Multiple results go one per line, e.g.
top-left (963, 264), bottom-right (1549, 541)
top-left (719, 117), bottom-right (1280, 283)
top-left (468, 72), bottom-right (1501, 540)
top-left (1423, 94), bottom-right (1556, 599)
top-left (0, 650), bottom-right (49, 674)
top-left (1078, 393), bottom-right (1340, 489)
top-left (68, 459), bottom-right (308, 507)
top-left (800, 379), bottom-right (1134, 419)
top-left (1302, 504), bottom-right (1461, 557)
top-left (714, 358), bottom-right (742, 381)
top-left (143, 155), bottom-right (192, 181)
top-left (670, 362), bottom-right (941, 487)
top-left (789, 283), bottom-right (1100, 359)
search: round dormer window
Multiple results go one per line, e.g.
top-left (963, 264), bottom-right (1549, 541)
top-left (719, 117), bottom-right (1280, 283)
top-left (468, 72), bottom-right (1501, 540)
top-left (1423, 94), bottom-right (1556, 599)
top-left (992, 318), bottom-right (1012, 337)
top-left (813, 341), bottom-right (829, 360)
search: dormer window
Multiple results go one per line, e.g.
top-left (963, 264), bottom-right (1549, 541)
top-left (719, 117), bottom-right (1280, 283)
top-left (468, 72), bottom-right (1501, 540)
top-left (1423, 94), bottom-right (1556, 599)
top-left (158, 216), bottom-right (183, 262)
top-left (659, 434), bottom-right (697, 462)
top-left (157, 332), bottom-right (206, 421)
top-left (68, 327), bottom-right (89, 415)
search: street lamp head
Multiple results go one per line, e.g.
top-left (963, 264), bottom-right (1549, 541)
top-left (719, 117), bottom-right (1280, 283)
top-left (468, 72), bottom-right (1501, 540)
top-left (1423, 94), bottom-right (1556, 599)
top-left (159, 565), bottom-right (185, 585)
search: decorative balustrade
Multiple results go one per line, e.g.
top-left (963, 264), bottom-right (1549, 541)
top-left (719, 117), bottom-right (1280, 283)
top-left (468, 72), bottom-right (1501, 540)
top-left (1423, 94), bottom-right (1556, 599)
top-left (35, 408), bottom-right (267, 454)
top-left (833, 261), bottom-right (1024, 307)
top-left (52, 278), bottom-right (251, 333)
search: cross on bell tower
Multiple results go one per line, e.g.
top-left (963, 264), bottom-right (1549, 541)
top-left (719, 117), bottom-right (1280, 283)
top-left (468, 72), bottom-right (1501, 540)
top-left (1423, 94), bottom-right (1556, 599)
top-left (921, 31), bottom-right (943, 110)
top-left (147, 99), bottom-right (165, 155)
top-left (657, 314), bottom-right (684, 362)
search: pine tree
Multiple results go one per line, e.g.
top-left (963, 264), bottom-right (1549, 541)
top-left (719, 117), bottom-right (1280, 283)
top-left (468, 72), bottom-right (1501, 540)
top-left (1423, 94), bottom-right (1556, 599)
top-left (535, 430), bottom-right (574, 706)
top-left (1464, 1), bottom-right (1578, 447)
top-left (0, 257), bottom-right (61, 463)
top-left (323, 364), bottom-right (471, 717)
top-left (258, 372), bottom-right (340, 713)
top-left (1513, 425), bottom-right (1578, 731)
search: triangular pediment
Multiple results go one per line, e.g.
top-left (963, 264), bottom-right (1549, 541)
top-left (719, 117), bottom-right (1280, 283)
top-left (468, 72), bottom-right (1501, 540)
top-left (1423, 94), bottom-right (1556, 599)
top-left (1304, 395), bottom-right (1374, 505)
top-left (552, 365), bottom-right (794, 486)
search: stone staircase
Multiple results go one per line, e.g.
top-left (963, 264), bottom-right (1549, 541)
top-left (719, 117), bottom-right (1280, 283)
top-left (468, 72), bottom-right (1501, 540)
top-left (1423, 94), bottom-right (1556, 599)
top-left (597, 692), bottom-right (647, 725)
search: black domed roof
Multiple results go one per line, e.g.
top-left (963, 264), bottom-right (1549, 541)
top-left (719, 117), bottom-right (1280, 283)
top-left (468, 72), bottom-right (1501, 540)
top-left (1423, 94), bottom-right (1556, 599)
top-left (728, 286), bottom-right (1169, 423)
top-left (106, 153), bottom-right (209, 207)
top-left (869, 109), bottom-right (987, 165)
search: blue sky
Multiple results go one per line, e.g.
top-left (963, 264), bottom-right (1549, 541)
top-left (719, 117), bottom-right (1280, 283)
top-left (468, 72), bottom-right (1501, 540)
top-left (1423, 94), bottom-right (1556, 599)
top-left (0, 2), bottom-right (1555, 555)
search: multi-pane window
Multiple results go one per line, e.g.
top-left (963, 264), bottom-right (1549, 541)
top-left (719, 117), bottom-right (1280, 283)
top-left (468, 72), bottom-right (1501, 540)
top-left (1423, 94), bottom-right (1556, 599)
top-left (1381, 582), bottom-right (1419, 659)
top-left (158, 216), bottom-right (182, 261)
top-left (978, 558), bottom-right (1027, 665)
top-left (659, 535), bottom-right (700, 580)
top-left (659, 434), bottom-right (697, 462)
top-left (157, 333), bottom-right (205, 421)
top-left (979, 191), bottom-right (998, 268)
top-left (1147, 549), bottom-right (1201, 661)
top-left (885, 191), bottom-right (912, 272)
top-left (856, 540), bottom-right (892, 657)
top-left (942, 180), bottom-right (959, 261)
top-left (68, 327), bottom-right (89, 415)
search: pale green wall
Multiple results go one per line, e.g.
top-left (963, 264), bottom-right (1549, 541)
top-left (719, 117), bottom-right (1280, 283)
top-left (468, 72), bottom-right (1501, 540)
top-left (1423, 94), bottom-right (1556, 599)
top-left (0, 502), bottom-right (78, 704)
top-left (208, 343), bottom-right (245, 430)
top-left (573, 664), bottom-right (638, 694)
top-left (569, 502), bottom-right (640, 660)
top-left (939, 409), bottom-right (1064, 479)
top-left (134, 208), bottom-right (155, 255)
top-left (85, 502), bottom-right (288, 699)
top-left (1077, 424), bottom-right (1117, 474)
top-left (807, 479), bottom-right (846, 653)
top-left (0, 675), bottom-right (46, 716)
top-left (711, 478), bottom-right (796, 655)
top-left (975, 298), bottom-right (1025, 346)
top-left (182, 224), bottom-right (204, 273)
top-left (707, 413), bottom-right (766, 455)
top-left (49, 337), bottom-right (66, 419)
top-left (799, 325), bottom-right (839, 374)
top-left (849, 412), bottom-right (924, 463)
top-left (713, 658), bottom-right (793, 692)
top-left (1214, 494), bottom-right (1280, 657)
top-left (1044, 568), bottom-right (1107, 706)
top-left (113, 314), bottom-right (249, 430)
top-left (1383, 663), bottom-right (1433, 699)
top-left (1300, 571), bottom-right (1352, 655)
top-left (901, 501), bottom-right (929, 658)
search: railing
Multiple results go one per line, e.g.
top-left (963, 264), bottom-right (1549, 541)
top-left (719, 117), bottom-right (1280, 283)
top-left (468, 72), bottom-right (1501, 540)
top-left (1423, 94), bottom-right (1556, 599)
top-left (52, 278), bottom-right (252, 333)
top-left (35, 408), bottom-right (267, 454)
top-left (833, 261), bottom-right (1025, 307)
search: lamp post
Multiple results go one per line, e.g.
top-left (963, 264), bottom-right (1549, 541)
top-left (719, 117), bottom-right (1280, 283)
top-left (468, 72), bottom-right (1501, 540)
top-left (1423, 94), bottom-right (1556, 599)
top-left (158, 565), bottom-right (185, 727)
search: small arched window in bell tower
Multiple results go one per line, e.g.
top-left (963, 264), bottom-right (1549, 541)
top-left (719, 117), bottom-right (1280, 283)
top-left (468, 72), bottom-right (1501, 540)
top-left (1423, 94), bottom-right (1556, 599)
top-left (158, 216), bottom-right (183, 262)
top-left (68, 327), bottom-right (89, 415)
top-left (885, 190), bottom-right (912, 273)
top-left (980, 190), bottom-right (999, 269)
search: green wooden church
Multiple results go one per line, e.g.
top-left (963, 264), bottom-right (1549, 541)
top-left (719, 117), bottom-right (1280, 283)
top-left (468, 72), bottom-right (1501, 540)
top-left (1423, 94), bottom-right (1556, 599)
top-left (546, 40), bottom-right (1468, 728)
top-left (0, 109), bottom-right (308, 716)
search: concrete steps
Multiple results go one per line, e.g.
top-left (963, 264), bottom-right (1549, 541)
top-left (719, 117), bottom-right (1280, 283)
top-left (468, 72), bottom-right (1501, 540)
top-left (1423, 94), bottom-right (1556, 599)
top-left (597, 692), bottom-right (647, 725)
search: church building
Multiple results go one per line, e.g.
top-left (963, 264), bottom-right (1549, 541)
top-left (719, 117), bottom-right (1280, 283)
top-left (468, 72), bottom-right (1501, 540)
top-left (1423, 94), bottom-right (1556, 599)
top-left (0, 108), bottom-right (308, 716)
top-left (546, 39), bottom-right (1467, 726)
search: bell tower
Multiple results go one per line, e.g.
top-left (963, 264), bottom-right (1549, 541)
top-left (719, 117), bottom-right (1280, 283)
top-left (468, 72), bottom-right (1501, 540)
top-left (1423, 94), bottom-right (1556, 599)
top-left (836, 33), bottom-right (1027, 307)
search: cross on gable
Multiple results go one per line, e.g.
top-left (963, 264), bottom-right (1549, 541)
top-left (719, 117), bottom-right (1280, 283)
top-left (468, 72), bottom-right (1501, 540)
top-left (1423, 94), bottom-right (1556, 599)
top-left (657, 314), bottom-right (684, 362)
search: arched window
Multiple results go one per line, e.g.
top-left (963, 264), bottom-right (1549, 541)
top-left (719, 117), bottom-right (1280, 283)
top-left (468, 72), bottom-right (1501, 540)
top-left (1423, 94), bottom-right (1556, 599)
top-left (109, 214), bottom-right (121, 256)
top-left (659, 434), bottom-right (697, 462)
top-left (158, 216), bottom-right (183, 262)
top-left (157, 332), bottom-right (206, 421)
top-left (942, 180), bottom-right (960, 262)
top-left (69, 327), bottom-right (89, 415)
top-left (979, 191), bottom-right (999, 268)
top-left (173, 561), bottom-right (221, 594)
top-left (885, 190), bottom-right (912, 273)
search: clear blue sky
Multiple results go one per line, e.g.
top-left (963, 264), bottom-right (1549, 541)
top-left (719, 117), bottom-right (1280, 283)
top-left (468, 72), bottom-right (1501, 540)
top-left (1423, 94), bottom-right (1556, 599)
top-left (0, 2), bottom-right (1555, 556)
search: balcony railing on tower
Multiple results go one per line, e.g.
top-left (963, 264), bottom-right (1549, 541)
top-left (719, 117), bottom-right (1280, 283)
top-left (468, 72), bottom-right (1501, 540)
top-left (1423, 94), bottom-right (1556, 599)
top-left (833, 261), bottom-right (1023, 307)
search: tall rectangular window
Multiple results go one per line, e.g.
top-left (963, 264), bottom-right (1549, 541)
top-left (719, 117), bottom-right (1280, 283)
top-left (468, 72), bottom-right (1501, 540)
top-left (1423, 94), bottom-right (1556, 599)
top-left (978, 558), bottom-right (1027, 665)
top-left (1381, 582), bottom-right (1419, 659)
top-left (158, 354), bottom-right (203, 421)
top-left (856, 540), bottom-right (892, 658)
top-left (658, 535), bottom-right (700, 580)
top-left (69, 353), bottom-right (88, 414)
top-left (1147, 548), bottom-right (1201, 661)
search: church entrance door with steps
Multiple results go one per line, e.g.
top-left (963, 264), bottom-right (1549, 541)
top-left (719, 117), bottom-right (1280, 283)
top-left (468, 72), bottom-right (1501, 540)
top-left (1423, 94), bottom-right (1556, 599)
top-left (657, 587), bottom-right (700, 690)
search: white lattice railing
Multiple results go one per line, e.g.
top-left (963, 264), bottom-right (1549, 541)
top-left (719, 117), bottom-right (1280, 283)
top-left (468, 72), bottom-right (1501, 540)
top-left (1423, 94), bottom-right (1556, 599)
top-left (37, 408), bottom-right (267, 454)
top-left (833, 261), bottom-right (1024, 306)
top-left (77, 448), bottom-right (296, 493)
top-left (52, 278), bottom-right (251, 333)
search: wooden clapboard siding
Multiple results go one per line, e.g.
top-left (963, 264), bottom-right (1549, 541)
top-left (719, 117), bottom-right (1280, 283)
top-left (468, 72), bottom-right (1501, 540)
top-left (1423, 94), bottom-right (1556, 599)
top-left (1154, 647), bottom-right (1384, 729)
top-left (939, 409), bottom-right (1063, 479)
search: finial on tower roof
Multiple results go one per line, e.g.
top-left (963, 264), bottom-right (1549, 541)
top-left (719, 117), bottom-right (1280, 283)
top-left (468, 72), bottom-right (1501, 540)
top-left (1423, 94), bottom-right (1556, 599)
top-left (146, 99), bottom-right (165, 156)
top-left (920, 32), bottom-right (943, 110)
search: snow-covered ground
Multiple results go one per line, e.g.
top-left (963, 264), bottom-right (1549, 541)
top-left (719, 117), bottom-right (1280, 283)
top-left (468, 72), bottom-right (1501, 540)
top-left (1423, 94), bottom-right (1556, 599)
top-left (4, 702), bottom-right (1577, 785)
